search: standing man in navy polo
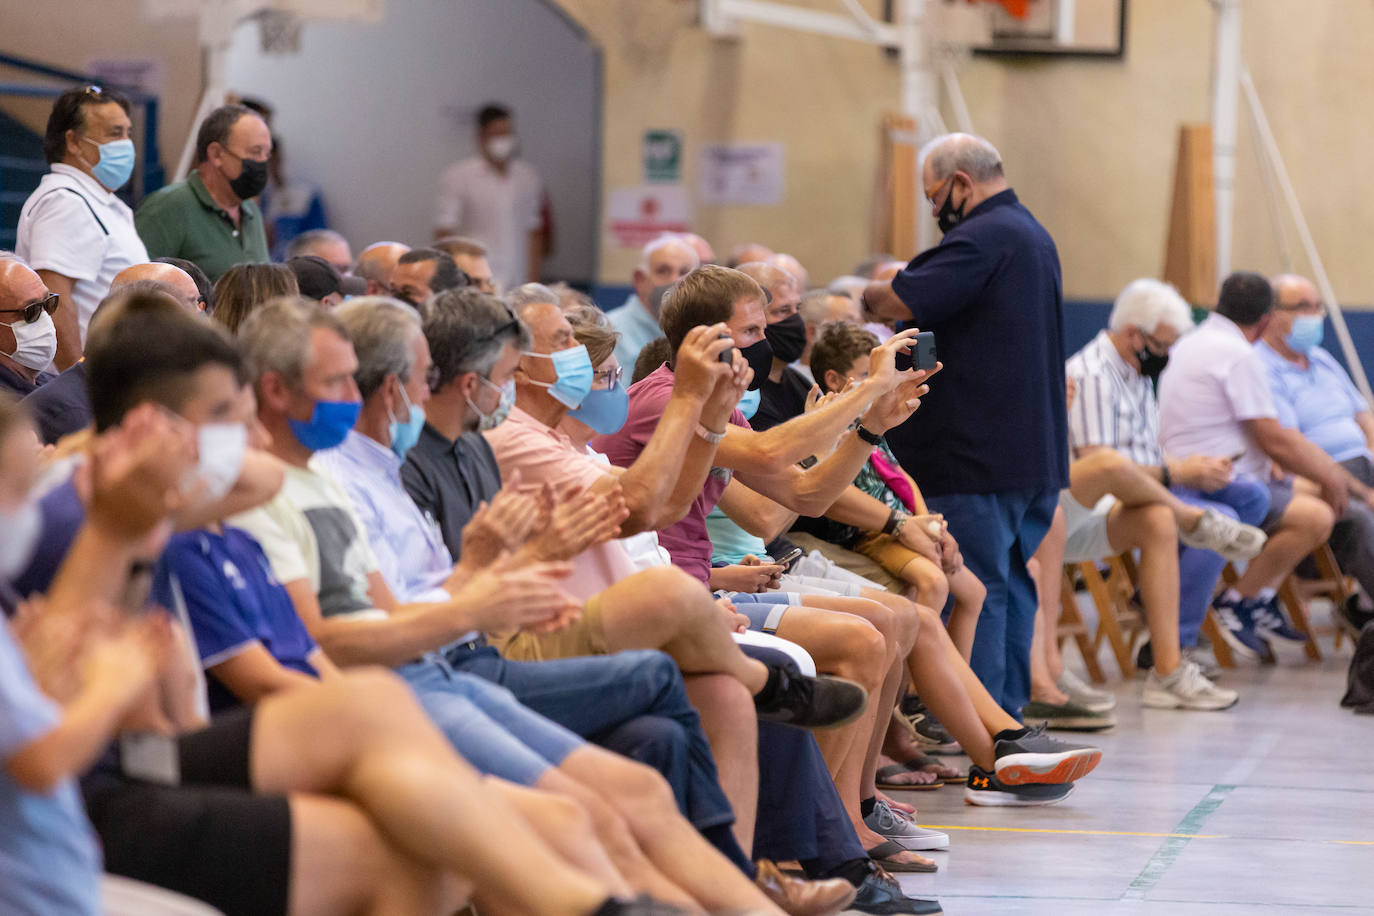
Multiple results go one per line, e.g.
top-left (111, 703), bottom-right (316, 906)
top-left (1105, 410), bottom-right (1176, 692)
top-left (862, 133), bottom-right (1068, 717)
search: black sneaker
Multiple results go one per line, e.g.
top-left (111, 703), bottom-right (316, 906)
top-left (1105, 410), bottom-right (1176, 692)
top-left (991, 723), bottom-right (1102, 785)
top-left (899, 697), bottom-right (960, 754)
top-left (1337, 596), bottom-right (1374, 641)
top-left (754, 665), bottom-right (868, 729)
top-left (849, 865), bottom-right (943, 914)
top-left (963, 765), bottom-right (1075, 807)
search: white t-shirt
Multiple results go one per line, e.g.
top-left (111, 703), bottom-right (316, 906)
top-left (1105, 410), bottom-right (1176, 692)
top-left (16, 164), bottom-right (148, 346)
top-left (434, 156), bottom-right (542, 292)
top-left (1158, 312), bottom-right (1278, 479)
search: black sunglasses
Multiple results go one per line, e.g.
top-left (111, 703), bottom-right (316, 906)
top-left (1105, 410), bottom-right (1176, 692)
top-left (0, 292), bottom-right (59, 324)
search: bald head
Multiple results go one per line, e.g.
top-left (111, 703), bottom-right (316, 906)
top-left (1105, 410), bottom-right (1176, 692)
top-left (736, 262), bottom-right (793, 299)
top-left (768, 253), bottom-right (808, 290)
top-left (355, 242), bottom-right (412, 295)
top-left (1272, 274), bottom-right (1318, 307)
top-left (111, 262), bottom-right (202, 310)
top-left (728, 243), bottom-right (774, 268)
top-left (0, 258), bottom-right (46, 308)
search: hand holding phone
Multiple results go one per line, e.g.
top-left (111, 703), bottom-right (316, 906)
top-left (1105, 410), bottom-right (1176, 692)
top-left (893, 331), bottom-right (937, 372)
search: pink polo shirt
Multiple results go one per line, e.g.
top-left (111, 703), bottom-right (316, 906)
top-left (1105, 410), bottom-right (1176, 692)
top-left (482, 406), bottom-right (639, 600)
top-left (593, 364), bottom-right (749, 585)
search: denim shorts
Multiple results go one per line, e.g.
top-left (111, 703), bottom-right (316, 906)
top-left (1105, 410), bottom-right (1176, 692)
top-left (724, 591), bottom-right (801, 632)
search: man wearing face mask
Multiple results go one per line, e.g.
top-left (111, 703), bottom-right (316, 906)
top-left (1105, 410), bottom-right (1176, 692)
top-left (1258, 274), bottom-right (1374, 635)
top-left (0, 258), bottom-right (60, 397)
top-left (734, 261), bottom-right (812, 433)
top-left (434, 103), bottom-right (546, 293)
top-left (609, 235), bottom-right (700, 371)
top-left (17, 86), bottom-right (149, 371)
top-left (135, 104), bottom-right (271, 283)
top-left (860, 133), bottom-right (1068, 718)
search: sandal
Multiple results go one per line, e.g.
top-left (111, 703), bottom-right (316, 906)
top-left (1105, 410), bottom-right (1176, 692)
top-left (865, 839), bottom-right (937, 873)
top-left (875, 764), bottom-right (941, 791)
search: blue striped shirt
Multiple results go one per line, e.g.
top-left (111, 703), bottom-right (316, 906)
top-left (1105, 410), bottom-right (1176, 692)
top-left (1065, 330), bottom-right (1164, 466)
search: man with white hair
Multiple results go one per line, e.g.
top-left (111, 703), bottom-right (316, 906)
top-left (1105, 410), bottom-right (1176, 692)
top-left (768, 253), bottom-right (808, 291)
top-left (793, 289), bottom-right (862, 384)
top-left (286, 228), bottom-right (353, 277)
top-left (608, 234), bottom-right (699, 369)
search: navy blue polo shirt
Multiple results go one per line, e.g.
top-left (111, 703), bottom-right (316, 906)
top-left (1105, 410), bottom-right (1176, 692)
top-left (886, 188), bottom-right (1069, 497)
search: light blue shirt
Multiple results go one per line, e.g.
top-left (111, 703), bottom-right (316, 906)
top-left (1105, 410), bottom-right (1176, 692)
top-left (1256, 341), bottom-right (1372, 463)
top-left (0, 616), bottom-right (101, 916)
top-left (607, 294), bottom-right (663, 372)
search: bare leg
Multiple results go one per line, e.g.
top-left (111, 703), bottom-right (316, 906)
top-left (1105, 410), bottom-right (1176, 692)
top-left (945, 566), bottom-right (987, 663)
top-left (1034, 506), bottom-right (1069, 682)
top-left (1070, 449), bottom-right (1205, 530)
top-left (1027, 558), bottom-right (1070, 705)
top-left (1104, 503), bottom-right (1182, 675)
top-left (683, 673), bottom-right (758, 853)
top-left (1234, 495), bottom-right (1335, 595)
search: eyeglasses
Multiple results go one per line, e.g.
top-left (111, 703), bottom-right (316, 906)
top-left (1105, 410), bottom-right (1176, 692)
top-left (0, 292), bottom-right (59, 324)
top-left (1276, 300), bottom-right (1327, 316)
top-left (593, 366), bottom-right (623, 389)
top-left (925, 174), bottom-right (953, 206)
top-left (79, 84), bottom-right (108, 100)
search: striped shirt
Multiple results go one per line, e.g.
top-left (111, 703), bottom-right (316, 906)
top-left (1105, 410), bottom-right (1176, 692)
top-left (1065, 330), bottom-right (1164, 466)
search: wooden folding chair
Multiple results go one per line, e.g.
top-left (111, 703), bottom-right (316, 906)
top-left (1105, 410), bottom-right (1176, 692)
top-left (1057, 566), bottom-right (1107, 684)
top-left (1065, 557), bottom-right (1147, 680)
top-left (1293, 543), bottom-right (1356, 650)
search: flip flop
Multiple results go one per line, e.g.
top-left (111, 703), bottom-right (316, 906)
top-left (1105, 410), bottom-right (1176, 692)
top-left (865, 839), bottom-right (937, 873)
top-left (875, 764), bottom-right (941, 791)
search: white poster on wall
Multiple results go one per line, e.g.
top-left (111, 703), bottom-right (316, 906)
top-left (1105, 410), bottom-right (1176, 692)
top-left (698, 143), bottom-right (784, 206)
top-left (605, 185), bottom-right (691, 249)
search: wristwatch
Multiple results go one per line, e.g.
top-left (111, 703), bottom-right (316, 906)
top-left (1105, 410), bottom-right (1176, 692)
top-left (695, 422), bottom-right (726, 445)
top-left (855, 423), bottom-right (883, 447)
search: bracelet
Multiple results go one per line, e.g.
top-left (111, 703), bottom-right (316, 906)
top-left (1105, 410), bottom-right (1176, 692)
top-left (695, 422), bottom-right (726, 445)
top-left (1160, 463), bottom-right (1172, 489)
top-left (883, 507), bottom-right (908, 535)
top-left (855, 423), bottom-right (882, 446)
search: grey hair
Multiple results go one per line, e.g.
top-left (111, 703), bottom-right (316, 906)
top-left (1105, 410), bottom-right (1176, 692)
top-left (919, 132), bottom-right (1004, 183)
top-left (828, 275), bottom-right (867, 301)
top-left (637, 234), bottom-right (699, 273)
top-left (799, 289), bottom-right (838, 326)
top-left (238, 295), bottom-right (349, 386)
top-left (335, 296), bottom-right (423, 399)
top-left (1108, 279), bottom-right (1194, 337)
top-left (425, 287), bottom-right (532, 390)
top-left (286, 228), bottom-right (350, 260)
top-left (507, 282), bottom-right (562, 319)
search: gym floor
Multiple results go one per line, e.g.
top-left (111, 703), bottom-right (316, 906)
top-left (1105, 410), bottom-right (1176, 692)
top-left (885, 637), bottom-right (1372, 914)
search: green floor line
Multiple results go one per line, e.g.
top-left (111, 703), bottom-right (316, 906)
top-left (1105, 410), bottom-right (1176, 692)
top-left (1121, 783), bottom-right (1235, 901)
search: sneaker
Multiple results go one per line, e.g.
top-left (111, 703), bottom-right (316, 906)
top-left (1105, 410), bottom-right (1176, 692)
top-left (1142, 659), bottom-right (1239, 710)
top-left (850, 866), bottom-right (943, 914)
top-left (1182, 645), bottom-right (1222, 680)
top-left (1055, 668), bottom-right (1116, 712)
top-left (1022, 698), bottom-right (1117, 731)
top-left (1212, 593), bottom-right (1266, 660)
top-left (899, 697), bottom-right (960, 754)
top-left (1178, 507), bottom-right (1268, 562)
top-left (863, 799), bottom-right (950, 850)
top-left (754, 666), bottom-right (868, 729)
top-left (992, 723), bottom-right (1101, 785)
top-left (964, 765), bottom-right (1074, 807)
top-left (1250, 597), bottom-right (1308, 645)
top-left (1336, 596), bottom-right (1374, 642)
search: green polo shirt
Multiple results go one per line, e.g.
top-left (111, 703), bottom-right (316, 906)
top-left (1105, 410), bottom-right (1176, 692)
top-left (134, 171), bottom-right (269, 281)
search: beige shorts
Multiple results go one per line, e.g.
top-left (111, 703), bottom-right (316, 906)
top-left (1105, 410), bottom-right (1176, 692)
top-left (490, 594), bottom-right (608, 661)
top-left (1059, 490), bottom-right (1119, 563)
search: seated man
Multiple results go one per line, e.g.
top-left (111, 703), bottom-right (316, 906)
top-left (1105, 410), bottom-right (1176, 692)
top-left (608, 234), bottom-right (699, 370)
top-left (0, 257), bottom-right (58, 398)
top-left (353, 240), bottom-right (410, 297)
top-left (434, 235), bottom-right (497, 294)
top-left (1160, 272), bottom-right (1339, 658)
top-left (230, 296), bottom-right (833, 915)
top-left (388, 247), bottom-right (468, 308)
top-left (1259, 273), bottom-right (1374, 635)
top-left (793, 288), bottom-right (863, 385)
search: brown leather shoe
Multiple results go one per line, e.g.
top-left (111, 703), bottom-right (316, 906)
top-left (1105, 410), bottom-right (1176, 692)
top-left (754, 859), bottom-right (857, 916)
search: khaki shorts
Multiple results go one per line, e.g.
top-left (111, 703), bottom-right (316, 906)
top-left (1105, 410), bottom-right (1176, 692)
top-left (1059, 490), bottom-right (1119, 563)
top-left (786, 531), bottom-right (904, 592)
top-left (490, 594), bottom-right (608, 661)
top-left (851, 531), bottom-right (924, 579)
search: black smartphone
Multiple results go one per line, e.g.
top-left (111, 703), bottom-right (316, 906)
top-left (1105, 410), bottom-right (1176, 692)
top-left (893, 331), bottom-right (936, 372)
top-left (718, 333), bottom-right (735, 365)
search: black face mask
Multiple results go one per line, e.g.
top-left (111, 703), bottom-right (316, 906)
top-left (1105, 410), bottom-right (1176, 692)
top-left (739, 338), bottom-right (774, 391)
top-left (936, 181), bottom-right (967, 234)
top-left (764, 312), bottom-right (807, 364)
top-left (227, 156), bottom-right (270, 200)
top-left (1136, 347), bottom-right (1169, 380)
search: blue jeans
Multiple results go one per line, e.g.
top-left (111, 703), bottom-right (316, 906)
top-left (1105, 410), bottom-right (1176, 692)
top-left (453, 645), bottom-right (735, 833)
top-left (1171, 475), bottom-right (1270, 647)
top-left (927, 488), bottom-right (1058, 717)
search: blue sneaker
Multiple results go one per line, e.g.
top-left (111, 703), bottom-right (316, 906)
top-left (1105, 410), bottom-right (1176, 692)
top-left (1250, 596), bottom-right (1308, 645)
top-left (1212, 594), bottom-right (1266, 660)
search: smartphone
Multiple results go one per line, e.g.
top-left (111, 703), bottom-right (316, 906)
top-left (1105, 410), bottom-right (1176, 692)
top-left (774, 547), bottom-right (804, 569)
top-left (894, 331), bottom-right (937, 372)
top-left (717, 333), bottom-right (735, 366)
top-left (1227, 451), bottom-right (1245, 462)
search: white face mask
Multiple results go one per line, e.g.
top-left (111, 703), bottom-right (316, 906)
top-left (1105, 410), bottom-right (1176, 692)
top-left (4, 312), bottom-right (57, 371)
top-left (484, 135), bottom-right (518, 163)
top-left (0, 500), bottom-right (41, 581)
top-left (186, 423), bottom-right (247, 504)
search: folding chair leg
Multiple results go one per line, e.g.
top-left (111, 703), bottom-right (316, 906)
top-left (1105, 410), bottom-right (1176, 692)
top-left (1079, 562), bottom-right (1135, 679)
top-left (1278, 576), bottom-right (1322, 661)
top-left (1059, 568), bottom-right (1106, 684)
top-left (1201, 610), bottom-right (1235, 668)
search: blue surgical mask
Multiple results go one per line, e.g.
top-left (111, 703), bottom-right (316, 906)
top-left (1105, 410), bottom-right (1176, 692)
top-left (82, 136), bottom-right (135, 190)
top-left (1286, 315), bottom-right (1324, 353)
top-left (738, 388), bottom-right (762, 420)
top-left (389, 385), bottom-right (426, 458)
top-left (287, 399), bottom-right (361, 452)
top-left (568, 381), bottom-right (630, 435)
top-left (467, 375), bottom-right (515, 431)
top-left (523, 344), bottom-right (594, 409)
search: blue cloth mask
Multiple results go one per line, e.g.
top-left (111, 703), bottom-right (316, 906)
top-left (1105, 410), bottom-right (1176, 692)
top-left (738, 388), bottom-right (762, 420)
top-left (523, 344), bottom-right (594, 409)
top-left (389, 386), bottom-right (426, 458)
top-left (82, 137), bottom-right (135, 190)
top-left (568, 381), bottom-right (630, 435)
top-left (288, 399), bottom-right (361, 452)
top-left (1286, 315), bottom-right (1324, 353)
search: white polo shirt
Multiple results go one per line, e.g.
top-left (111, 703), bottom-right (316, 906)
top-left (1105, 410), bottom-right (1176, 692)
top-left (434, 156), bottom-right (542, 293)
top-left (1158, 311), bottom-right (1278, 479)
top-left (16, 164), bottom-right (148, 346)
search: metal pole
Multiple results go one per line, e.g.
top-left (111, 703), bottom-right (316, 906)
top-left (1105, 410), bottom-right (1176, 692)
top-left (898, 0), bottom-right (939, 253)
top-left (1210, 0), bottom-right (1241, 280)
top-left (1239, 66), bottom-right (1374, 404)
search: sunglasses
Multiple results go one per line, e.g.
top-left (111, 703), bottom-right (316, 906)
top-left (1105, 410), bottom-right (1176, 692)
top-left (0, 292), bottom-right (59, 324)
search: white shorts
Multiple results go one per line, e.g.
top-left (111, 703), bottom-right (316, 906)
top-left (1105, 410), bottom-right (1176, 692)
top-left (1059, 490), bottom-right (1119, 563)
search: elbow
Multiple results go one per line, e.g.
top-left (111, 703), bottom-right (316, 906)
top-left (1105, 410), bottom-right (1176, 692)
top-left (753, 442), bottom-right (794, 478)
top-left (7, 752), bottom-right (64, 795)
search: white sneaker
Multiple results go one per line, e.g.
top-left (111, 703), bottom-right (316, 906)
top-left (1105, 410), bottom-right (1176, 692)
top-left (1178, 508), bottom-right (1267, 562)
top-left (1142, 660), bottom-right (1239, 711)
top-left (1056, 669), bottom-right (1116, 712)
top-left (863, 799), bottom-right (950, 850)
top-left (1182, 645), bottom-right (1222, 680)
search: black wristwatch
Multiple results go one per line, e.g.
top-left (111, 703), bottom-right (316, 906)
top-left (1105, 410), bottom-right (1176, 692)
top-left (855, 423), bottom-right (882, 446)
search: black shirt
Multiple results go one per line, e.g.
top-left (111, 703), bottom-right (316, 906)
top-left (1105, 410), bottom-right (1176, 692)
top-left (887, 188), bottom-right (1069, 497)
top-left (22, 361), bottom-right (91, 444)
top-left (400, 423), bottom-right (503, 561)
top-left (751, 365), bottom-right (814, 432)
